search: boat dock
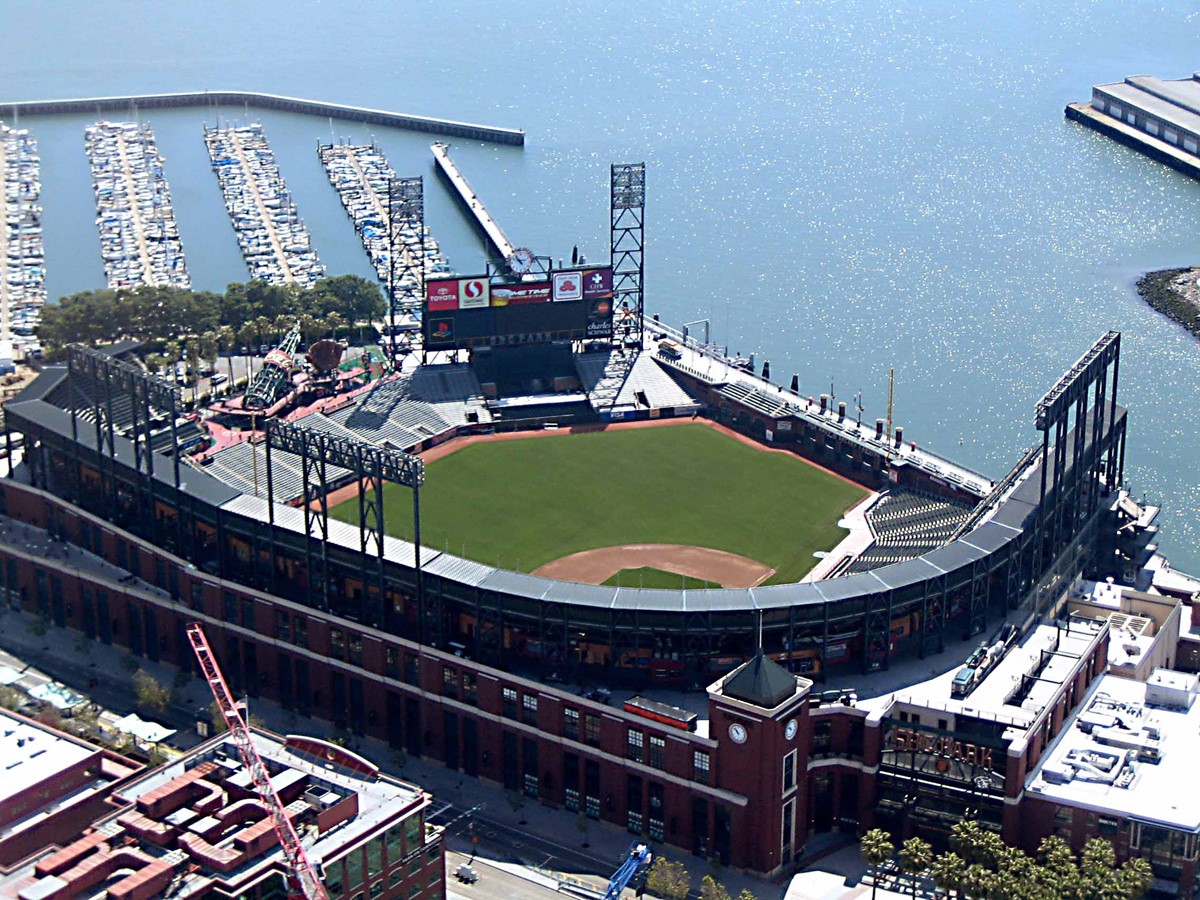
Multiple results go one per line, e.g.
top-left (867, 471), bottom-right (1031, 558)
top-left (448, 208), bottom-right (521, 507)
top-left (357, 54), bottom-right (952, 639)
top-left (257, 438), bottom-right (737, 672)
top-left (1, 91), bottom-right (524, 146)
top-left (204, 123), bottom-right (323, 287)
top-left (317, 141), bottom-right (451, 298)
top-left (84, 122), bottom-right (189, 290)
top-left (0, 123), bottom-right (46, 358)
top-left (431, 142), bottom-right (516, 260)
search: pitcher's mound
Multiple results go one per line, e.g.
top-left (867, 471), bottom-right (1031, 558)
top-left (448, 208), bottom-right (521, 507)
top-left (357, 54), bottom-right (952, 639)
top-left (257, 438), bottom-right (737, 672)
top-left (533, 544), bottom-right (774, 588)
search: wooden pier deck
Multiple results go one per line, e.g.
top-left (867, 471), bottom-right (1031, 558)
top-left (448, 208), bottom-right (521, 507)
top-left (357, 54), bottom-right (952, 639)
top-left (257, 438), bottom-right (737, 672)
top-left (112, 130), bottom-right (158, 284)
top-left (431, 142), bottom-right (516, 260)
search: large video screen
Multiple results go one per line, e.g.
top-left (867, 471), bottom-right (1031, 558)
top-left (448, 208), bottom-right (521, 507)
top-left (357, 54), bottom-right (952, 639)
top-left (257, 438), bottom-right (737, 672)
top-left (423, 267), bottom-right (613, 350)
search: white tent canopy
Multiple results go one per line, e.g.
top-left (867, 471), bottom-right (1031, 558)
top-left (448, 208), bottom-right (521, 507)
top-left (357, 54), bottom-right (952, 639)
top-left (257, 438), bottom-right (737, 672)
top-left (112, 713), bottom-right (176, 744)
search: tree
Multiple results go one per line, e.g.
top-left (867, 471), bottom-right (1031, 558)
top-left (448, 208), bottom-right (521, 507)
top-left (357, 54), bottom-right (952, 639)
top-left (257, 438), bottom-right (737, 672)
top-left (736, 891), bottom-right (758, 900)
top-left (645, 857), bottom-right (690, 900)
top-left (699, 875), bottom-right (731, 900)
top-left (1115, 857), bottom-right (1153, 900)
top-left (860, 828), bottom-right (894, 900)
top-left (959, 863), bottom-right (993, 899)
top-left (313, 274), bottom-right (385, 340)
top-left (950, 821), bottom-right (990, 867)
top-left (929, 850), bottom-right (966, 899)
top-left (899, 836), bottom-right (933, 898)
top-left (133, 669), bottom-right (172, 715)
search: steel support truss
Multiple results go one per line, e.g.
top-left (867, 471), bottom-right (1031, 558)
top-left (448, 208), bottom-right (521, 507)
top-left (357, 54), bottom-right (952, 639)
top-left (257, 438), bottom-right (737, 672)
top-left (265, 419), bottom-right (425, 630)
top-left (388, 176), bottom-right (424, 367)
top-left (611, 162), bottom-right (645, 349)
top-left (1035, 332), bottom-right (1121, 578)
top-left (66, 345), bottom-right (183, 542)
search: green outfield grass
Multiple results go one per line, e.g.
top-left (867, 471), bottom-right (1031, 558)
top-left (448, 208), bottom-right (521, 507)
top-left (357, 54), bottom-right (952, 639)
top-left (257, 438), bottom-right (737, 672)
top-left (604, 567), bottom-right (715, 589)
top-left (331, 424), bottom-right (867, 584)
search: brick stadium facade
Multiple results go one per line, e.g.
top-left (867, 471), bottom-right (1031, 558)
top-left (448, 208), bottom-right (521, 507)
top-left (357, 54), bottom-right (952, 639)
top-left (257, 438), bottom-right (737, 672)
top-left (0, 330), bottom-right (1163, 881)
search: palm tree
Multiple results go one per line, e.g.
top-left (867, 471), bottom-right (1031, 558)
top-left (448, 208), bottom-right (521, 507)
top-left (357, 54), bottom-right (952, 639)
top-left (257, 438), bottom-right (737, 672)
top-left (899, 836), bottom-right (933, 898)
top-left (860, 829), bottom-right (894, 900)
top-left (325, 311), bottom-right (348, 343)
top-left (217, 324), bottom-right (237, 386)
top-left (929, 850), bottom-right (966, 899)
top-left (959, 863), bottom-right (993, 900)
top-left (950, 821), bottom-right (987, 867)
top-left (1116, 857), bottom-right (1153, 899)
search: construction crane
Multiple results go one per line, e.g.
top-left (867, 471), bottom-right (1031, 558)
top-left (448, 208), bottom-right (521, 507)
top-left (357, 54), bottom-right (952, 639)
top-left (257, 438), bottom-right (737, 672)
top-left (186, 622), bottom-right (329, 900)
top-left (603, 842), bottom-right (652, 900)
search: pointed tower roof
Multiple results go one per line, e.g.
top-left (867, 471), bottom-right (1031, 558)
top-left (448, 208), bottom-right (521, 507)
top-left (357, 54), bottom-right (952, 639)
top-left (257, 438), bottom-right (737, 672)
top-left (721, 650), bottom-right (798, 709)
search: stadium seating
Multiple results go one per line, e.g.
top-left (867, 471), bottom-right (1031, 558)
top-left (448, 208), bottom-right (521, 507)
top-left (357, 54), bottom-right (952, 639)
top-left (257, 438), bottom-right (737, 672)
top-left (845, 487), bottom-right (973, 574)
top-left (576, 350), bottom-right (699, 413)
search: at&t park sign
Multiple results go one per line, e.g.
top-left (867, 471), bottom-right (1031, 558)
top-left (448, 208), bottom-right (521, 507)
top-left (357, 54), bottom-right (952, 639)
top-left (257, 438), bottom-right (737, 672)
top-left (890, 727), bottom-right (995, 770)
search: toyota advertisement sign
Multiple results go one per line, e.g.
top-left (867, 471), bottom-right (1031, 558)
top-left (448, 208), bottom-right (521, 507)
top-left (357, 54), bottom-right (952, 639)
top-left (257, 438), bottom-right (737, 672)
top-left (426, 277), bottom-right (490, 311)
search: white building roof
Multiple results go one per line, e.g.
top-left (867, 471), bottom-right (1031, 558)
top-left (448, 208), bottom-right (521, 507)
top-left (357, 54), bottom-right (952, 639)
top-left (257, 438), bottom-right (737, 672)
top-left (0, 711), bottom-right (95, 831)
top-left (1026, 673), bottom-right (1200, 831)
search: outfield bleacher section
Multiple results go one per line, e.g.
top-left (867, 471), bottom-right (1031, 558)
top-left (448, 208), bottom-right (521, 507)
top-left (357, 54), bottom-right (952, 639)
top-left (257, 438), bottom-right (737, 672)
top-left (575, 350), bottom-right (698, 413)
top-left (844, 487), bottom-right (973, 573)
top-left (198, 439), bottom-right (352, 502)
top-left (44, 369), bottom-right (205, 453)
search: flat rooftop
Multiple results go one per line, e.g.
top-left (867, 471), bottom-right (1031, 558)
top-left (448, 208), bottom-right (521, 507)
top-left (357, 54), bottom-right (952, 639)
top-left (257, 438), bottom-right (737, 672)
top-left (1026, 672), bottom-right (1200, 830)
top-left (866, 620), bottom-right (1105, 737)
top-left (0, 710), bottom-right (95, 826)
top-left (4, 730), bottom-right (432, 900)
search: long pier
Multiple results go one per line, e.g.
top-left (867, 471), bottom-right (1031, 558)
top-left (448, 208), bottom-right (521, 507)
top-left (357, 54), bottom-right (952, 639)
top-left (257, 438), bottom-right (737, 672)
top-left (1066, 101), bottom-right (1200, 181)
top-left (431, 142), bottom-right (516, 260)
top-left (1, 90), bottom-right (524, 146)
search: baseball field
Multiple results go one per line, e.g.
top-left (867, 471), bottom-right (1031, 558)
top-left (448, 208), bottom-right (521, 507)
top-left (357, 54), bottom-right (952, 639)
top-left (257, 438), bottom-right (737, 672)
top-left (329, 422), bottom-right (867, 586)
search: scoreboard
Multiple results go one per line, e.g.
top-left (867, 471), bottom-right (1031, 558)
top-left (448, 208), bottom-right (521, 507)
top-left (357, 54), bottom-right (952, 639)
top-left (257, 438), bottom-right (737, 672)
top-left (423, 267), bottom-right (614, 350)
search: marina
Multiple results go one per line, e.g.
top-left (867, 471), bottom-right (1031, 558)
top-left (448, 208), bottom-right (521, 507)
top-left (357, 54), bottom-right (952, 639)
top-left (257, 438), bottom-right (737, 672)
top-left (84, 121), bottom-right (189, 289)
top-left (317, 140), bottom-right (451, 296)
top-left (0, 122), bottom-right (45, 363)
top-left (204, 123), bottom-right (324, 287)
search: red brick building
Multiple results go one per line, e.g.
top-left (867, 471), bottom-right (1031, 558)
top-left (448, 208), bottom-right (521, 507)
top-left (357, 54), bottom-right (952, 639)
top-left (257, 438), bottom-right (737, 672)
top-left (0, 709), bottom-right (143, 869)
top-left (0, 726), bottom-right (442, 900)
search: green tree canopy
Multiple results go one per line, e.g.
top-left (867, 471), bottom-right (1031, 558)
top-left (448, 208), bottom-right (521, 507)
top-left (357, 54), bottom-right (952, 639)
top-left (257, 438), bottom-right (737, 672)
top-left (39, 276), bottom-right (386, 355)
top-left (645, 857), bottom-right (690, 900)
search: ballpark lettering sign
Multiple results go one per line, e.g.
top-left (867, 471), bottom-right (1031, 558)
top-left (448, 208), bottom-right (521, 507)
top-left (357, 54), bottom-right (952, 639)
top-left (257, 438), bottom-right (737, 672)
top-left (891, 727), bottom-right (994, 770)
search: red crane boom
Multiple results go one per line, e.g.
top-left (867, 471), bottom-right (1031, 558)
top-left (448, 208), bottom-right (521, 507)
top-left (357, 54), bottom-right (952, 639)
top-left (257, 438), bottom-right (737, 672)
top-left (186, 622), bottom-right (329, 900)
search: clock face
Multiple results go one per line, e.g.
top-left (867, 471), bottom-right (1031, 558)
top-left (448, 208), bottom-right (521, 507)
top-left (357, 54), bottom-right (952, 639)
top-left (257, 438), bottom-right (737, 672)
top-left (729, 723), bottom-right (748, 744)
top-left (508, 247), bottom-right (536, 275)
top-left (785, 719), bottom-right (798, 741)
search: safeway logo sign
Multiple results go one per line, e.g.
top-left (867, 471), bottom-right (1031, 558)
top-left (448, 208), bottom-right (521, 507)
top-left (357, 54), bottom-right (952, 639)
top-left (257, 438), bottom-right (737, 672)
top-left (459, 278), bottom-right (489, 309)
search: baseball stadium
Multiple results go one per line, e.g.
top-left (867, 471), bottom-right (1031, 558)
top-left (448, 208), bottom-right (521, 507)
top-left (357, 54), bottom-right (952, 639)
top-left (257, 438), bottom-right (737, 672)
top-left (0, 161), bottom-right (1159, 876)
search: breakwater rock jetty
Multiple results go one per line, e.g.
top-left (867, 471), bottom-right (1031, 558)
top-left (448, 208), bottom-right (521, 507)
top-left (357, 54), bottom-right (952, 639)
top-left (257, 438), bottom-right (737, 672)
top-left (1, 91), bottom-right (524, 146)
top-left (1137, 267), bottom-right (1200, 340)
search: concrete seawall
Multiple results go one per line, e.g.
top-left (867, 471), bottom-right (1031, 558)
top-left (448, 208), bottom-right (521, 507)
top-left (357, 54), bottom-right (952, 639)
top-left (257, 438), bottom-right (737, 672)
top-left (1, 90), bottom-right (524, 146)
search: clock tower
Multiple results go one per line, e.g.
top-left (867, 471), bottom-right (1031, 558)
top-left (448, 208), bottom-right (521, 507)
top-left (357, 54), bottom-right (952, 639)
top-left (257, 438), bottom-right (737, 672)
top-left (708, 651), bottom-right (812, 875)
